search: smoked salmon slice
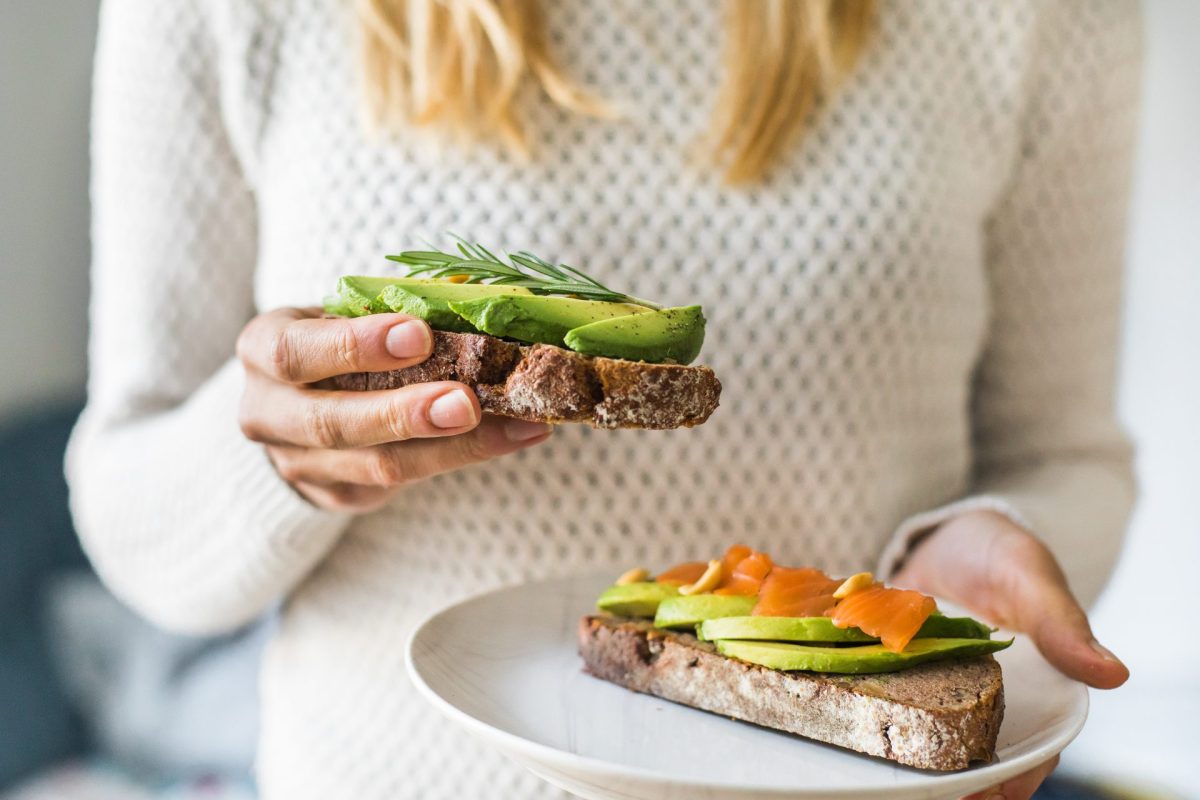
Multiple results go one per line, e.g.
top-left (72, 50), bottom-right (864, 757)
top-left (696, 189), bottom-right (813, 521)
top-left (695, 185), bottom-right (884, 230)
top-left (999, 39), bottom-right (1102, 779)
top-left (830, 585), bottom-right (937, 653)
top-left (752, 567), bottom-right (842, 618)
top-left (715, 550), bottom-right (774, 596)
top-left (656, 561), bottom-right (707, 585)
top-left (719, 544), bottom-right (753, 575)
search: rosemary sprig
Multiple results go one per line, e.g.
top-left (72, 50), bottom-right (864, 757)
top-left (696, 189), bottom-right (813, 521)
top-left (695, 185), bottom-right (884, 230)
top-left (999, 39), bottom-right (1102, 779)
top-left (385, 235), bottom-right (663, 310)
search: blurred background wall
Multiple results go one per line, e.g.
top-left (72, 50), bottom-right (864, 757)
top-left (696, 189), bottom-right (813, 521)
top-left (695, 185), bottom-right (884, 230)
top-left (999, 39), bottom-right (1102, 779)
top-left (1061, 1), bottom-right (1200, 793)
top-left (0, 0), bottom-right (95, 417)
top-left (0, 0), bottom-right (1196, 797)
top-left (1, 3), bottom-right (101, 785)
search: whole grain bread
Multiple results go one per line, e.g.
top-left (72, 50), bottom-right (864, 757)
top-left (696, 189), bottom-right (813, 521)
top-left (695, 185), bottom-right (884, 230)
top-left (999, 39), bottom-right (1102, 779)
top-left (331, 330), bottom-right (721, 429)
top-left (578, 615), bottom-right (1004, 771)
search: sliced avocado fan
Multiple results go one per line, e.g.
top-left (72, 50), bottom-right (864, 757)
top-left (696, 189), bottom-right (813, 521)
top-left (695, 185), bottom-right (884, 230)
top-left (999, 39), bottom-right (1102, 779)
top-left (325, 276), bottom-right (706, 364)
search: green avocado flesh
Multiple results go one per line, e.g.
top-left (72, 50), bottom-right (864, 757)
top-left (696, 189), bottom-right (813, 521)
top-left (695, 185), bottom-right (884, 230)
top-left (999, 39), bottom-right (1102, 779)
top-left (323, 294), bottom-right (354, 317)
top-left (596, 582), bottom-right (680, 618)
top-left (448, 295), bottom-right (650, 348)
top-left (653, 594), bottom-right (757, 629)
top-left (328, 276), bottom-right (530, 322)
top-left (565, 305), bottom-right (706, 365)
top-left (381, 282), bottom-right (531, 333)
top-left (334, 276), bottom-right (400, 316)
top-left (716, 637), bottom-right (1013, 675)
top-left (325, 277), bottom-right (704, 362)
top-left (698, 614), bottom-right (993, 644)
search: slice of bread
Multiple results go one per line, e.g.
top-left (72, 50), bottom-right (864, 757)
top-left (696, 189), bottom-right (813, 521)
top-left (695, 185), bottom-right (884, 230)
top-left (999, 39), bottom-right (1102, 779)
top-left (331, 330), bottom-right (721, 429)
top-left (578, 615), bottom-right (1005, 771)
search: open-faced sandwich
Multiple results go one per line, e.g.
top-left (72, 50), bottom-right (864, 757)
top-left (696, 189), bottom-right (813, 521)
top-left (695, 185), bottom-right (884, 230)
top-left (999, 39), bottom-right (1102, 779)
top-left (579, 545), bottom-right (1012, 771)
top-left (324, 238), bottom-right (721, 429)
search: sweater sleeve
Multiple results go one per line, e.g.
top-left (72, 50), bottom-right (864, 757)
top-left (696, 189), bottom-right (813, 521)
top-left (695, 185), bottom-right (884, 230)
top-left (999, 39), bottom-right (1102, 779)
top-left (67, 0), bottom-right (349, 635)
top-left (877, 1), bottom-right (1142, 606)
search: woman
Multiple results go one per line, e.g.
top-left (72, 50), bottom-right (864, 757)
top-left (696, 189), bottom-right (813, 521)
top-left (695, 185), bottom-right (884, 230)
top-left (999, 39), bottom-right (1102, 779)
top-left (69, 1), bottom-right (1140, 797)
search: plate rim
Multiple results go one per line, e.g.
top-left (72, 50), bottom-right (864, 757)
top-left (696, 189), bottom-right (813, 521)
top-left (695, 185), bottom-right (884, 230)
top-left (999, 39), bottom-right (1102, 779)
top-left (406, 576), bottom-right (1090, 799)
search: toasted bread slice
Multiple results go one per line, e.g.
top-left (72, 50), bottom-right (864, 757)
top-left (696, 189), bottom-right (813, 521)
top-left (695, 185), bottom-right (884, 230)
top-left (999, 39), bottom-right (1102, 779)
top-left (578, 615), bottom-right (1004, 771)
top-left (331, 330), bottom-right (721, 429)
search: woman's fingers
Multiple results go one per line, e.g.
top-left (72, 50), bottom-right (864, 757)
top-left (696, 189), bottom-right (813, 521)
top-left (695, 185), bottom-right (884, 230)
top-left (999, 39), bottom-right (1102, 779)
top-left (962, 755), bottom-right (1059, 800)
top-left (233, 306), bottom-right (556, 513)
top-left (267, 416), bottom-right (553, 488)
top-left (240, 377), bottom-right (483, 448)
top-left (237, 306), bottom-right (433, 383)
top-left (998, 535), bottom-right (1129, 690)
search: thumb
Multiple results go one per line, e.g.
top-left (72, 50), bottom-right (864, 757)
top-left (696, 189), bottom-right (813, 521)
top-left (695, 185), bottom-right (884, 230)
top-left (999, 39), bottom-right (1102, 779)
top-left (1005, 540), bottom-right (1129, 690)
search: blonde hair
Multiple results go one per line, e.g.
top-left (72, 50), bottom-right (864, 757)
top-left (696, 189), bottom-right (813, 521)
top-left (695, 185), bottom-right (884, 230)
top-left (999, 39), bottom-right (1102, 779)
top-left (356, 0), bottom-right (874, 183)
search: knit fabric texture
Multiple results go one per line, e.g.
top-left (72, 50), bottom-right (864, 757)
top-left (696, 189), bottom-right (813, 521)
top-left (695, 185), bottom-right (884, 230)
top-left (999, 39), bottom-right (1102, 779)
top-left (70, 1), bottom-right (1141, 797)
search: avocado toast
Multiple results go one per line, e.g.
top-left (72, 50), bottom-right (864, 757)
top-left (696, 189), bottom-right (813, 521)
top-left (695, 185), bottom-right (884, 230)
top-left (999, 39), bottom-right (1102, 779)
top-left (580, 547), bottom-right (1011, 771)
top-left (324, 238), bottom-right (720, 429)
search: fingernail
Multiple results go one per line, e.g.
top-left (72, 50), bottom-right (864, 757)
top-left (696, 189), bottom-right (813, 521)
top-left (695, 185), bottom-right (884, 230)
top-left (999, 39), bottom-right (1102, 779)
top-left (1090, 638), bottom-right (1124, 665)
top-left (505, 419), bottom-right (553, 442)
top-left (428, 389), bottom-right (477, 429)
top-left (386, 320), bottom-right (431, 359)
top-left (984, 791), bottom-right (1006, 800)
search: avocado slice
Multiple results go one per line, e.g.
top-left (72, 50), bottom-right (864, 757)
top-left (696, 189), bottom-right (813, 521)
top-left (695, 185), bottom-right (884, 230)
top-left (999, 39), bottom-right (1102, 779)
top-left (327, 279), bottom-right (707, 364)
top-left (699, 614), bottom-right (993, 644)
top-left (653, 594), bottom-right (757, 629)
top-left (716, 637), bottom-right (1013, 675)
top-left (323, 294), bottom-right (354, 317)
top-left (596, 582), bottom-right (681, 618)
top-left (564, 305), bottom-right (706, 364)
top-left (381, 281), bottom-right (532, 332)
top-left (333, 276), bottom-right (400, 316)
top-left (325, 276), bottom-right (532, 321)
top-left (913, 612), bottom-right (994, 640)
top-left (448, 295), bottom-right (649, 348)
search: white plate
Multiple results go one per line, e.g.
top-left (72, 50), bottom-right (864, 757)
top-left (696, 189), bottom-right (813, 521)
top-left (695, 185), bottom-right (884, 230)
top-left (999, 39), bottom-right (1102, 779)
top-left (407, 575), bottom-right (1088, 800)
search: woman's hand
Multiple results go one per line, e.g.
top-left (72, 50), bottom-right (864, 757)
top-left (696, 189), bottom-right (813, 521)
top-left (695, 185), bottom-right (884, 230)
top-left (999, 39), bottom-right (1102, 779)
top-left (236, 307), bottom-right (553, 512)
top-left (893, 510), bottom-right (1128, 800)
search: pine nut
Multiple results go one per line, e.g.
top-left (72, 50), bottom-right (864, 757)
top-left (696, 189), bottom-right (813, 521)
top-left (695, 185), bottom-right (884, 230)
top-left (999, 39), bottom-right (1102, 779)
top-left (833, 571), bottom-right (875, 599)
top-left (615, 567), bottom-right (651, 585)
top-left (679, 560), bottom-right (723, 595)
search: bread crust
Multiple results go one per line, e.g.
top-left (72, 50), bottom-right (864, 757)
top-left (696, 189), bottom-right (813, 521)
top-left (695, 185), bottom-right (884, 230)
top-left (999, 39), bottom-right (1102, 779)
top-left (331, 331), bottom-right (721, 429)
top-left (578, 615), bottom-right (1004, 771)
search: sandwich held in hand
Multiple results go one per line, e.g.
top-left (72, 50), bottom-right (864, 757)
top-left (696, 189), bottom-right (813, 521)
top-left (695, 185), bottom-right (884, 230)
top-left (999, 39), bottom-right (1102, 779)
top-left (324, 237), bottom-right (721, 429)
top-left (581, 545), bottom-right (1013, 771)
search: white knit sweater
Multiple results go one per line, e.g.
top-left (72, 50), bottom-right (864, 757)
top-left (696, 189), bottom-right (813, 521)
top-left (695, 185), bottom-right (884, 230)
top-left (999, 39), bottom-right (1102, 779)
top-left (69, 1), bottom-right (1141, 797)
